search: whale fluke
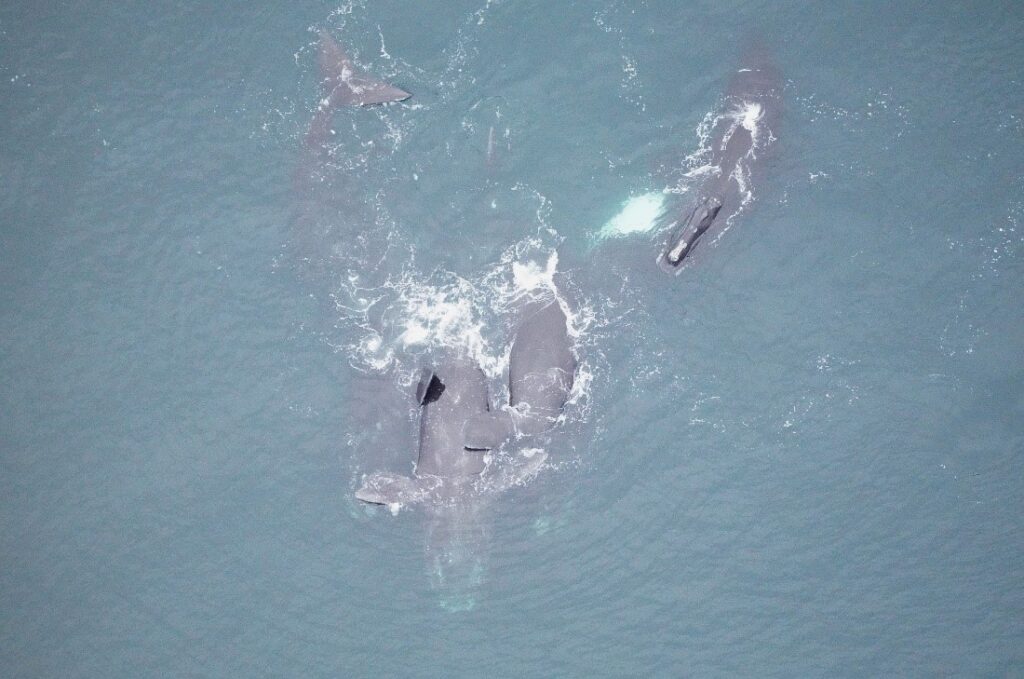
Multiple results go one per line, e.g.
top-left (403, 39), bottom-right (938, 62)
top-left (317, 30), bottom-right (411, 108)
top-left (356, 472), bottom-right (437, 506)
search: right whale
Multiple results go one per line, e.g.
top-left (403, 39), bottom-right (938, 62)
top-left (356, 299), bottom-right (576, 508)
top-left (658, 51), bottom-right (782, 273)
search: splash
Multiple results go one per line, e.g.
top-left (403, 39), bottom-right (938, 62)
top-left (733, 101), bottom-right (764, 141)
top-left (511, 250), bottom-right (559, 295)
top-left (329, 228), bottom-right (592, 407)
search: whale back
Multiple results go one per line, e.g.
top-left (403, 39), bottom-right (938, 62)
top-left (509, 301), bottom-right (576, 434)
top-left (415, 359), bottom-right (490, 477)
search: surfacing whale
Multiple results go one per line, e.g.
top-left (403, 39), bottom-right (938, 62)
top-left (658, 52), bottom-right (781, 274)
top-left (356, 300), bottom-right (577, 508)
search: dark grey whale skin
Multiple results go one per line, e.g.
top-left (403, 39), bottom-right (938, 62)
top-left (508, 300), bottom-right (577, 434)
top-left (658, 53), bottom-right (781, 273)
top-left (413, 359), bottom-right (492, 478)
top-left (355, 300), bottom-right (575, 506)
top-left (463, 298), bottom-right (577, 445)
top-left (293, 35), bottom-right (577, 507)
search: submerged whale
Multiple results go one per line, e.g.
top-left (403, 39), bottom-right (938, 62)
top-left (658, 52), bottom-right (781, 273)
top-left (356, 300), bottom-right (576, 508)
top-left (291, 31), bottom-right (413, 282)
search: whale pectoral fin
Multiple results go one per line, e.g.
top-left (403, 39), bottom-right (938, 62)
top-left (356, 472), bottom-right (428, 507)
top-left (463, 411), bottom-right (514, 451)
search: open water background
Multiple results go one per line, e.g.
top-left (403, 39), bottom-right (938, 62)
top-left (2, 1), bottom-right (1023, 676)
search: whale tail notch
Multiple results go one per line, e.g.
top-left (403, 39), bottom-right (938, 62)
top-left (317, 30), bottom-right (411, 108)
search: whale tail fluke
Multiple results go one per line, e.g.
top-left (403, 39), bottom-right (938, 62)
top-left (317, 30), bottom-right (411, 108)
top-left (303, 31), bottom-right (411, 154)
top-left (356, 472), bottom-right (437, 508)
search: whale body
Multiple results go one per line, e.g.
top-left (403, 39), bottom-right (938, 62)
top-left (658, 53), bottom-right (781, 273)
top-left (356, 300), bottom-right (576, 507)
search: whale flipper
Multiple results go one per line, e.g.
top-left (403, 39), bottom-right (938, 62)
top-left (318, 30), bottom-right (411, 107)
top-left (416, 369), bottom-right (446, 405)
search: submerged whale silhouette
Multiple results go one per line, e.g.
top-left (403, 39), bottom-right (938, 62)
top-left (356, 300), bottom-right (577, 507)
top-left (658, 52), bottom-right (781, 273)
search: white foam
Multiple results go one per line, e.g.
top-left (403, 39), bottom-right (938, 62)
top-left (389, 275), bottom-right (499, 374)
top-left (596, 192), bottom-right (667, 239)
top-left (355, 330), bottom-right (394, 370)
top-left (399, 323), bottom-right (429, 346)
top-left (333, 229), bottom-right (591, 392)
top-left (737, 101), bottom-right (763, 135)
top-left (512, 251), bottom-right (559, 295)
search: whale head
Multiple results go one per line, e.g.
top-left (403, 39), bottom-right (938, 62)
top-left (658, 195), bottom-right (723, 273)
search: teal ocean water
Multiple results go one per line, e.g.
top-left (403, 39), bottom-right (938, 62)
top-left (2, 1), bottom-right (1023, 676)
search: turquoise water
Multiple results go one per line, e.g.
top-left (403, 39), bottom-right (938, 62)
top-left (2, 1), bottom-right (1023, 676)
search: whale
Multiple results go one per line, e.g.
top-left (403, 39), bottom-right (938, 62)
top-left (356, 299), bottom-right (576, 508)
top-left (658, 51), bottom-right (781, 273)
top-left (305, 30), bottom-right (411, 148)
top-left (291, 31), bottom-right (413, 283)
top-left (292, 34), bottom-right (576, 602)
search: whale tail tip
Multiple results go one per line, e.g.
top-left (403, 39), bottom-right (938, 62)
top-left (317, 30), bottom-right (411, 107)
top-left (356, 472), bottom-right (435, 509)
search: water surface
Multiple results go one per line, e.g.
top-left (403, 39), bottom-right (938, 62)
top-left (2, 1), bottom-right (1023, 676)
